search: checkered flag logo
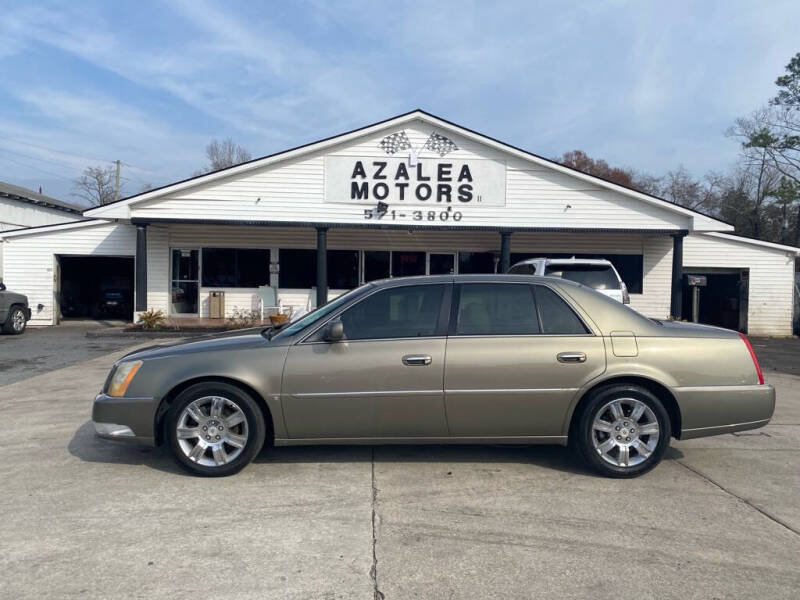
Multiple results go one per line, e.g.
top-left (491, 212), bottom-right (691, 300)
top-left (423, 132), bottom-right (458, 157)
top-left (378, 131), bottom-right (412, 155)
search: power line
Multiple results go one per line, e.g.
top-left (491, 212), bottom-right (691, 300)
top-left (0, 154), bottom-right (76, 183)
top-left (0, 145), bottom-right (82, 172)
top-left (0, 133), bottom-right (111, 166)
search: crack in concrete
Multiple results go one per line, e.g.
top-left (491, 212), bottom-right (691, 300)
top-left (676, 459), bottom-right (800, 537)
top-left (370, 448), bottom-right (384, 600)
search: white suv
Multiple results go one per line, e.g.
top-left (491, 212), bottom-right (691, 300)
top-left (507, 257), bottom-right (630, 304)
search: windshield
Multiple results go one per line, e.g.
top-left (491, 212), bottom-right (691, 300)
top-left (269, 284), bottom-right (371, 340)
top-left (508, 263), bottom-right (536, 275)
top-left (544, 264), bottom-right (620, 290)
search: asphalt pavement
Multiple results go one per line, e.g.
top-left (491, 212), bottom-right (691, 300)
top-left (1, 330), bottom-right (798, 598)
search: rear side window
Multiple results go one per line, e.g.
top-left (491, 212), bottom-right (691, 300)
top-left (544, 264), bottom-right (620, 290)
top-left (455, 283), bottom-right (540, 335)
top-left (338, 284), bottom-right (444, 340)
top-left (508, 263), bottom-right (537, 275)
top-left (534, 286), bottom-right (589, 335)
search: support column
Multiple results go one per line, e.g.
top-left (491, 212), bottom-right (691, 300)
top-left (316, 227), bottom-right (328, 308)
top-left (135, 224), bottom-right (148, 312)
top-left (670, 232), bottom-right (685, 320)
top-left (500, 230), bottom-right (512, 273)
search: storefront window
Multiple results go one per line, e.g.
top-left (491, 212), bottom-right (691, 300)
top-left (458, 252), bottom-right (496, 274)
top-left (279, 249), bottom-right (361, 289)
top-left (364, 251), bottom-right (390, 282)
top-left (201, 248), bottom-right (270, 288)
top-left (328, 250), bottom-right (359, 289)
top-left (279, 249), bottom-right (317, 288)
top-left (391, 251), bottom-right (426, 277)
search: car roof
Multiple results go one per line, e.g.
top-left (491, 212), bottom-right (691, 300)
top-left (511, 257), bottom-right (614, 266)
top-left (369, 274), bottom-right (584, 288)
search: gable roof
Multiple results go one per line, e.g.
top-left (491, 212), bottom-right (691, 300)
top-left (702, 232), bottom-right (800, 256)
top-left (0, 181), bottom-right (83, 214)
top-left (83, 109), bottom-right (732, 232)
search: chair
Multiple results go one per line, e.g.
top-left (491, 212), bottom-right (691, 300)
top-left (258, 285), bottom-right (281, 321)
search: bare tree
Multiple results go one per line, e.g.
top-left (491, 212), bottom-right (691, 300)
top-left (72, 165), bottom-right (119, 206)
top-left (196, 138), bottom-right (252, 175)
top-left (658, 166), bottom-right (724, 213)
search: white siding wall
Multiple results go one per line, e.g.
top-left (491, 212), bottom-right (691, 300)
top-left (2, 222), bottom-right (135, 325)
top-left (0, 199), bottom-right (80, 281)
top-left (130, 120), bottom-right (689, 231)
top-left (153, 224), bottom-right (672, 319)
top-left (684, 234), bottom-right (796, 336)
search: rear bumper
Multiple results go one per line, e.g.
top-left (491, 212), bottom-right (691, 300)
top-left (23, 307), bottom-right (31, 321)
top-left (92, 392), bottom-right (158, 446)
top-left (675, 383), bottom-right (775, 440)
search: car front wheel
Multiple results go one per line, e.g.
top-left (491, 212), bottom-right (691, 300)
top-left (2, 306), bottom-right (27, 334)
top-left (575, 384), bottom-right (671, 478)
top-left (167, 382), bottom-right (266, 477)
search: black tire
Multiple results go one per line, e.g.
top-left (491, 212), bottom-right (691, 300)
top-left (2, 306), bottom-right (27, 335)
top-left (574, 384), bottom-right (671, 478)
top-left (167, 382), bottom-right (266, 477)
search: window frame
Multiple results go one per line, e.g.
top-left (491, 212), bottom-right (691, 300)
top-left (447, 282), bottom-right (595, 337)
top-left (300, 282), bottom-right (453, 344)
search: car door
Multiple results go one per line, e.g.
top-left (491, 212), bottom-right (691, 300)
top-left (444, 282), bottom-right (606, 438)
top-left (281, 282), bottom-right (451, 439)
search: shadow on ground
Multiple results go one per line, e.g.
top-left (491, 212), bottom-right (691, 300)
top-left (69, 420), bottom-right (685, 477)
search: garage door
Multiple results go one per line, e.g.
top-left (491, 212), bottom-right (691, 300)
top-left (58, 256), bottom-right (135, 321)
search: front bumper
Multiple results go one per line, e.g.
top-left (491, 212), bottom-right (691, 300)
top-left (676, 383), bottom-right (776, 440)
top-left (23, 307), bottom-right (31, 321)
top-left (92, 392), bottom-right (158, 446)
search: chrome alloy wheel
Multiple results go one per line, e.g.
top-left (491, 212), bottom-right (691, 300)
top-left (11, 309), bottom-right (25, 332)
top-left (590, 398), bottom-right (660, 468)
top-left (176, 396), bottom-right (249, 467)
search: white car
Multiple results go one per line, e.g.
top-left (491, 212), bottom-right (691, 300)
top-left (507, 257), bottom-right (630, 304)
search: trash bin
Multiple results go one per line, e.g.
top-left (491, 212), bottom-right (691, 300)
top-left (209, 291), bottom-right (225, 319)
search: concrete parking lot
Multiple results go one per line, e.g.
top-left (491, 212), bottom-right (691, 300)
top-left (1, 331), bottom-right (799, 598)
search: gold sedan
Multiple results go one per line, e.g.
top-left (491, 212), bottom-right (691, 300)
top-left (92, 275), bottom-right (774, 477)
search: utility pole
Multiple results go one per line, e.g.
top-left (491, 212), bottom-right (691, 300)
top-left (114, 159), bottom-right (121, 202)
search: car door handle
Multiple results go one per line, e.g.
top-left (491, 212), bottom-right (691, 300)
top-left (557, 352), bottom-right (586, 363)
top-left (402, 354), bottom-right (432, 366)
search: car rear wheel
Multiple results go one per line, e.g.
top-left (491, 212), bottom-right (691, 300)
top-left (2, 306), bottom-right (27, 334)
top-left (167, 382), bottom-right (266, 477)
top-left (575, 384), bottom-right (671, 478)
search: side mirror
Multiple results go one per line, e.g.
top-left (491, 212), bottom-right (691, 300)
top-left (323, 320), bottom-right (344, 342)
top-left (621, 282), bottom-right (630, 304)
top-left (0, 282), bottom-right (5, 292)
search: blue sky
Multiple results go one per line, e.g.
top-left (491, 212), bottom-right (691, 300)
top-left (1, 0), bottom-right (798, 205)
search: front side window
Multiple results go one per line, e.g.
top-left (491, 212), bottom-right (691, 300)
top-left (544, 264), bottom-right (620, 290)
top-left (337, 284), bottom-right (444, 340)
top-left (455, 283), bottom-right (540, 335)
top-left (534, 286), bottom-right (589, 334)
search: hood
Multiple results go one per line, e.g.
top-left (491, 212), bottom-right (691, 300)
top-left (120, 327), bottom-right (273, 361)
top-left (0, 290), bottom-right (28, 305)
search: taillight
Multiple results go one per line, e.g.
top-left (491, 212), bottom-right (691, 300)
top-left (738, 332), bottom-right (764, 385)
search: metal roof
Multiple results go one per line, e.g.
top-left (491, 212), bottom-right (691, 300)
top-left (0, 181), bottom-right (83, 214)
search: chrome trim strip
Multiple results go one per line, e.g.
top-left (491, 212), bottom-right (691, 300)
top-left (445, 388), bottom-right (577, 394)
top-left (674, 384), bottom-right (772, 393)
top-left (290, 389), bottom-right (442, 398)
top-left (274, 435), bottom-right (568, 446)
top-left (682, 418), bottom-right (771, 433)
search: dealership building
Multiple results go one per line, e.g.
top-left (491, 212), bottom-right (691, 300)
top-left (1, 110), bottom-right (798, 334)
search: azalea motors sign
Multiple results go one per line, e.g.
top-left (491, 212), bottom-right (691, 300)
top-left (324, 156), bottom-right (506, 209)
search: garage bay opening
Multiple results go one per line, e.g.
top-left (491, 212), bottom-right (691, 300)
top-left (58, 256), bottom-right (135, 322)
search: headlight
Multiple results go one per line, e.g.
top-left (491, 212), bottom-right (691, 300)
top-left (107, 360), bottom-right (142, 397)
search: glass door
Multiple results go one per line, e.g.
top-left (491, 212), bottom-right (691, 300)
top-left (429, 253), bottom-right (456, 275)
top-left (171, 248), bottom-right (199, 314)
